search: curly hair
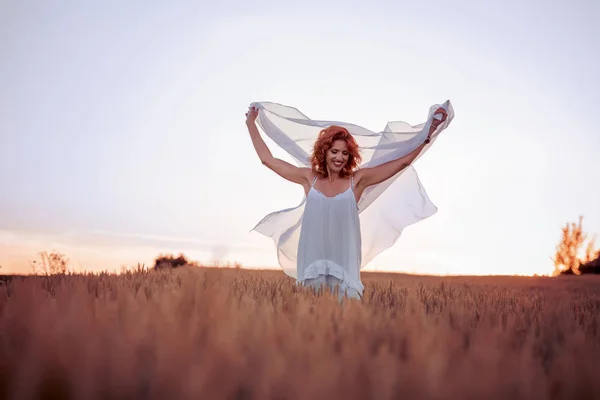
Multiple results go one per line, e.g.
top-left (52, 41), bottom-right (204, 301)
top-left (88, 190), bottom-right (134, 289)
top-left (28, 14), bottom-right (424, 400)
top-left (310, 125), bottom-right (362, 178)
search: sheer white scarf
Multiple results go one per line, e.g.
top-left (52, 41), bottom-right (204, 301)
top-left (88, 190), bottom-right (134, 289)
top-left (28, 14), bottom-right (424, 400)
top-left (250, 100), bottom-right (455, 279)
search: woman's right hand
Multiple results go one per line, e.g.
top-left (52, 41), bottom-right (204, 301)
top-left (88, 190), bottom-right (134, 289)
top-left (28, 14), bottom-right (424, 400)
top-left (245, 106), bottom-right (259, 126)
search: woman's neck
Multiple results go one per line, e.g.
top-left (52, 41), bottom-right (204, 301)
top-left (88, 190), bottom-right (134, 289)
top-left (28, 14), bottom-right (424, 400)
top-left (326, 172), bottom-right (343, 183)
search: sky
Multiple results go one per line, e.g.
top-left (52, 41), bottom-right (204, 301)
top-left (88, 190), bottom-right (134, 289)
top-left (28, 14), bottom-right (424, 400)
top-left (1, 0), bottom-right (599, 276)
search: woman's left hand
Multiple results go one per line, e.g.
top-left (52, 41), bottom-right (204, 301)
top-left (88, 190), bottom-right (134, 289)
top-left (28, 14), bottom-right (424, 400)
top-left (432, 107), bottom-right (448, 126)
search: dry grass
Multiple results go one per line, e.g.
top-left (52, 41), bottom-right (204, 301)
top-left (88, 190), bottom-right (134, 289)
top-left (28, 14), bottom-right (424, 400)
top-left (1, 267), bottom-right (599, 399)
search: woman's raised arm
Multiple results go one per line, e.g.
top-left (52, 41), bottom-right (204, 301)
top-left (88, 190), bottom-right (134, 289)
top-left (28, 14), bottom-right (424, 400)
top-left (355, 107), bottom-right (448, 189)
top-left (246, 106), bottom-right (312, 186)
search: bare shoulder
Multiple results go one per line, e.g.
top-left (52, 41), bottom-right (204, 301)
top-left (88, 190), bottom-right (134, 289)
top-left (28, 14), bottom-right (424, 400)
top-left (301, 168), bottom-right (316, 195)
top-left (299, 167), bottom-right (316, 186)
top-left (353, 168), bottom-right (368, 188)
top-left (300, 167), bottom-right (314, 181)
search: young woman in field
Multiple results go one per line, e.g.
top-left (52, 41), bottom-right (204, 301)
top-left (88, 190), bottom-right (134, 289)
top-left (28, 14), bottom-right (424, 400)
top-left (246, 102), bottom-right (453, 301)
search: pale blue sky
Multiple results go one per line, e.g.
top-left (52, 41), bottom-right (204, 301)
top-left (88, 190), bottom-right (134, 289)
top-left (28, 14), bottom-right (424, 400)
top-left (1, 0), bottom-right (599, 275)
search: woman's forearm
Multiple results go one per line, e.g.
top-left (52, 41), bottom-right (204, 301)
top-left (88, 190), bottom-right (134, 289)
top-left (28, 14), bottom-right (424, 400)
top-left (247, 121), bottom-right (274, 165)
top-left (390, 122), bottom-right (439, 168)
top-left (357, 121), bottom-right (440, 187)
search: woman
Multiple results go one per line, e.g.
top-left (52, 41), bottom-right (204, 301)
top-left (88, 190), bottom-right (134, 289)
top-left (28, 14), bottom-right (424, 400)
top-left (246, 102), bottom-right (453, 301)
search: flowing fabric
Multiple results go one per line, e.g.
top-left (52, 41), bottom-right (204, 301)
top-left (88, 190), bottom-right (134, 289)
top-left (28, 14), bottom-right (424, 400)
top-left (250, 101), bottom-right (455, 279)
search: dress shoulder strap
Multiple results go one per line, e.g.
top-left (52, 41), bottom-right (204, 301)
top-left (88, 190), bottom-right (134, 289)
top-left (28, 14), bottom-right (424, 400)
top-left (311, 176), bottom-right (318, 188)
top-left (350, 175), bottom-right (355, 190)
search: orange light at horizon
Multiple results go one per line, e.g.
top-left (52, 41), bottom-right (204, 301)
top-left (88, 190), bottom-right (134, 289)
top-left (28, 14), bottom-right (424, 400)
top-left (0, 229), bottom-right (583, 278)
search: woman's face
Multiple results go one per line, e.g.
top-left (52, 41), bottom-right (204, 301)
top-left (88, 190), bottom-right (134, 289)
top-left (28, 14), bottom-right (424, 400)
top-left (326, 139), bottom-right (350, 175)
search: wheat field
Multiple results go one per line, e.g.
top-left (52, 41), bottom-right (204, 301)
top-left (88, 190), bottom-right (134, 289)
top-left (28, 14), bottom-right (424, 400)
top-left (1, 267), bottom-right (599, 399)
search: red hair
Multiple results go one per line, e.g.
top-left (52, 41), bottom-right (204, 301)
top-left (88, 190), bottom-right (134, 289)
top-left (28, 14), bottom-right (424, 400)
top-left (310, 125), bottom-right (362, 178)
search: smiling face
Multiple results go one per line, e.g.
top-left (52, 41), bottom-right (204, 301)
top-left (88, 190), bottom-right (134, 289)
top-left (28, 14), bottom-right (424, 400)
top-left (311, 125), bottom-right (361, 178)
top-left (325, 139), bottom-right (350, 175)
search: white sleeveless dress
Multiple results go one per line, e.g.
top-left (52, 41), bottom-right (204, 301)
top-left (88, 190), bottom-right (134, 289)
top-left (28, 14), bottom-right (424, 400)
top-left (297, 175), bottom-right (364, 300)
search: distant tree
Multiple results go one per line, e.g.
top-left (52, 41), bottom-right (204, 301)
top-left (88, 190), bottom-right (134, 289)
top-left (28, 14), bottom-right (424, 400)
top-left (552, 216), bottom-right (600, 276)
top-left (30, 251), bottom-right (69, 275)
top-left (153, 254), bottom-right (189, 270)
top-left (579, 254), bottom-right (600, 274)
